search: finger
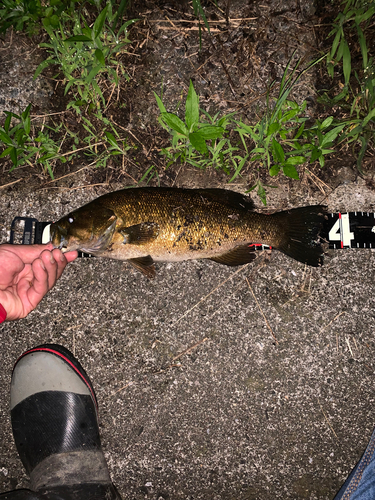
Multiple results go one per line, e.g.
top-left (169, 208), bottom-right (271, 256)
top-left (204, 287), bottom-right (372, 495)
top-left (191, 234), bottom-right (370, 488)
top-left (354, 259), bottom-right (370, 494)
top-left (52, 249), bottom-right (78, 280)
top-left (52, 248), bottom-right (69, 281)
top-left (17, 259), bottom-right (48, 314)
top-left (65, 250), bottom-right (78, 263)
top-left (40, 250), bottom-right (59, 290)
top-left (0, 244), bottom-right (53, 265)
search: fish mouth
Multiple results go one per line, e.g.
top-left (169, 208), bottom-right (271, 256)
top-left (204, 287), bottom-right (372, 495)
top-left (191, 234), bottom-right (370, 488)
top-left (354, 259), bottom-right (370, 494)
top-left (50, 217), bottom-right (117, 254)
top-left (50, 224), bottom-right (68, 251)
top-left (50, 224), bottom-right (87, 253)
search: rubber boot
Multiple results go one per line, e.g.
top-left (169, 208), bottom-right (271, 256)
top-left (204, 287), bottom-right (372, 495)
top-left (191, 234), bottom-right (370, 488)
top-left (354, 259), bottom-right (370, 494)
top-left (1, 344), bottom-right (122, 500)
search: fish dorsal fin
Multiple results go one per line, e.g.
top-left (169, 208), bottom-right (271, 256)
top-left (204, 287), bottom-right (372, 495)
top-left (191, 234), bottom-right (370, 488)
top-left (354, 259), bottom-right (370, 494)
top-left (120, 222), bottom-right (159, 245)
top-left (209, 245), bottom-right (258, 266)
top-left (128, 256), bottom-right (156, 278)
top-left (198, 189), bottom-right (254, 210)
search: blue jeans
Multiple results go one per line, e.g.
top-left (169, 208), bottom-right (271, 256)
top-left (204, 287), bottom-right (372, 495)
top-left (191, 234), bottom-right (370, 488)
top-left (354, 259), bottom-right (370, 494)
top-left (335, 426), bottom-right (375, 499)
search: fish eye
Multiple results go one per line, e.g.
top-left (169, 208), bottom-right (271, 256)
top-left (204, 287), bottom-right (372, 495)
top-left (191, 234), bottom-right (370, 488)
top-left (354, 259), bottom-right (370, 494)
top-left (68, 217), bottom-right (74, 223)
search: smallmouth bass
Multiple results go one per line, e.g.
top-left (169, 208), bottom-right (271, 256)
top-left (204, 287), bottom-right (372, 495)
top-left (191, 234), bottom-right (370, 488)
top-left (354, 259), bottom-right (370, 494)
top-left (50, 187), bottom-right (326, 278)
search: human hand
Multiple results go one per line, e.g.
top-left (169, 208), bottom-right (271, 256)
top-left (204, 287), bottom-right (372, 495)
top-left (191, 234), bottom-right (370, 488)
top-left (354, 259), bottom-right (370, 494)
top-left (0, 243), bottom-right (78, 321)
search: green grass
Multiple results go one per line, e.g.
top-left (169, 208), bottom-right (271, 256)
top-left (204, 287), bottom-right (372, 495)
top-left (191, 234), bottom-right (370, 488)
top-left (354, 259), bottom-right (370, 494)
top-left (154, 54), bottom-right (346, 205)
top-left (0, 0), bottom-right (373, 204)
top-left (0, 0), bottom-right (136, 179)
top-left (322, 0), bottom-right (375, 174)
top-left (34, 5), bottom-right (136, 113)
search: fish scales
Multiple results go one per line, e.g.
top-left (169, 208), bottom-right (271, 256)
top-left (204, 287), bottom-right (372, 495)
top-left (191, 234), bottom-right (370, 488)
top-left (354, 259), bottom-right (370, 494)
top-left (50, 188), bottom-right (326, 277)
top-left (103, 190), bottom-right (277, 259)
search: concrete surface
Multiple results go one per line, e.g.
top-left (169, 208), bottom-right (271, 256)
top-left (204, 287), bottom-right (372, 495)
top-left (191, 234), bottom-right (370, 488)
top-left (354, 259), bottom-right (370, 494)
top-left (0, 179), bottom-right (375, 500)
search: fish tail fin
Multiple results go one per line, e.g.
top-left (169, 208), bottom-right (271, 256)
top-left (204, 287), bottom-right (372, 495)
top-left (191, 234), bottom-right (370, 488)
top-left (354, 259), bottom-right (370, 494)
top-left (273, 205), bottom-right (327, 267)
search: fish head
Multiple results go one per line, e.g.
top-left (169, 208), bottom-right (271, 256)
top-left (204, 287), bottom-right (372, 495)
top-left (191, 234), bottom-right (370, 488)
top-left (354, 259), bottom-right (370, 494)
top-left (50, 206), bottom-right (117, 254)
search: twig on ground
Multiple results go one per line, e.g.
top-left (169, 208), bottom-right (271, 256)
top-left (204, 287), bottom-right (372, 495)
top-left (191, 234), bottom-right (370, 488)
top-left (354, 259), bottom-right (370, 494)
top-left (246, 278), bottom-right (278, 344)
top-left (172, 337), bottom-right (209, 362)
top-left (318, 400), bottom-right (338, 440)
top-left (173, 264), bottom-right (250, 325)
top-left (320, 311), bottom-right (346, 334)
top-left (0, 178), bottom-right (22, 189)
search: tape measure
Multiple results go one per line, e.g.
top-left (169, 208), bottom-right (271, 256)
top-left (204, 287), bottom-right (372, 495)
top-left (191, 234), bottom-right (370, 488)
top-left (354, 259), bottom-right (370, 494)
top-left (9, 213), bottom-right (375, 255)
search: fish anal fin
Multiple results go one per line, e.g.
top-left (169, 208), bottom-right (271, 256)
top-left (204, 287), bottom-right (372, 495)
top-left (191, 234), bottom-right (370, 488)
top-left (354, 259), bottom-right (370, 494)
top-left (209, 245), bottom-right (258, 267)
top-left (120, 222), bottom-right (159, 245)
top-left (128, 256), bottom-right (156, 278)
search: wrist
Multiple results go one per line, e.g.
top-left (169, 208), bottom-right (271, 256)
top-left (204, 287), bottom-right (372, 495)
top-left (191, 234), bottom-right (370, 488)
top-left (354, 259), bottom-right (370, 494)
top-left (0, 303), bottom-right (7, 323)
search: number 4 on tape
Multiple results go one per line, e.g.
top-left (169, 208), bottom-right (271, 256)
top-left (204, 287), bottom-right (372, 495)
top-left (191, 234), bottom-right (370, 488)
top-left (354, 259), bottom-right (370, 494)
top-left (326, 212), bottom-right (375, 249)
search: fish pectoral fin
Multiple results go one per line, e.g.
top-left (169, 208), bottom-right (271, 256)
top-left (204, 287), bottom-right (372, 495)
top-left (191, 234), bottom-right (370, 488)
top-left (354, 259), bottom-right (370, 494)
top-left (120, 222), bottom-right (159, 245)
top-left (128, 256), bottom-right (156, 278)
top-left (209, 245), bottom-right (258, 266)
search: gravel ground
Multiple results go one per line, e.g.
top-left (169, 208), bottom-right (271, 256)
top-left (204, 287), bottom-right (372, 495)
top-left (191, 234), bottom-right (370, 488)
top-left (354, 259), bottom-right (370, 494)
top-left (1, 179), bottom-right (375, 500)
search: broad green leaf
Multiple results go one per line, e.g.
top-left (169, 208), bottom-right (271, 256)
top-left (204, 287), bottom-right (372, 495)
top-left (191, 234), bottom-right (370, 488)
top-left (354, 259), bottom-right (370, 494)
top-left (267, 122), bottom-right (280, 135)
top-left (87, 65), bottom-right (102, 84)
top-left (34, 59), bottom-right (52, 79)
top-left (330, 30), bottom-right (341, 59)
top-left (154, 92), bottom-right (167, 113)
top-left (363, 108), bottom-right (375, 128)
top-left (4, 113), bottom-right (12, 133)
top-left (327, 61), bottom-right (334, 79)
top-left (0, 130), bottom-right (13, 145)
top-left (0, 146), bottom-right (13, 158)
top-left (185, 80), bottom-right (199, 130)
top-left (82, 26), bottom-right (92, 39)
top-left (23, 114), bottom-right (31, 136)
top-left (342, 39), bottom-right (351, 85)
top-left (310, 147), bottom-right (321, 162)
top-left (44, 6), bottom-right (54, 17)
top-left (93, 6), bottom-right (108, 40)
top-left (95, 48), bottom-right (105, 66)
top-left (294, 123), bottom-right (305, 140)
top-left (198, 125), bottom-right (224, 140)
top-left (189, 131), bottom-right (207, 154)
top-left (321, 124), bottom-right (345, 146)
top-left (269, 164), bottom-right (280, 176)
top-left (65, 35), bottom-right (92, 42)
top-left (356, 25), bottom-right (367, 69)
top-left (257, 183), bottom-right (267, 206)
top-left (10, 146), bottom-right (18, 166)
top-left (271, 138), bottom-right (285, 163)
top-left (161, 113), bottom-right (188, 136)
top-left (283, 164), bottom-right (299, 179)
top-left (321, 116), bottom-right (334, 129)
top-left (336, 36), bottom-right (345, 62)
top-left (285, 156), bottom-right (306, 165)
top-left (104, 131), bottom-right (118, 148)
top-left (48, 14), bottom-right (60, 28)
